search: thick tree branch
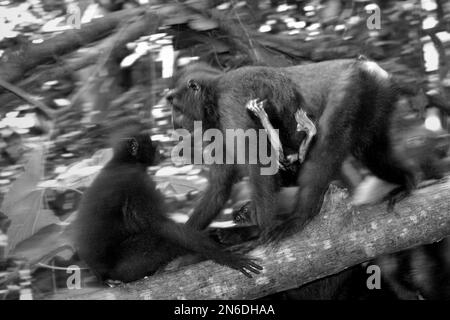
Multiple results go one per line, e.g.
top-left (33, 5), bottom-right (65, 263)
top-left (0, 8), bottom-right (145, 84)
top-left (51, 176), bottom-right (450, 300)
top-left (0, 10), bottom-right (161, 117)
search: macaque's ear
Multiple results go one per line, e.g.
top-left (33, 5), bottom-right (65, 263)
top-left (128, 138), bottom-right (139, 157)
top-left (187, 79), bottom-right (201, 92)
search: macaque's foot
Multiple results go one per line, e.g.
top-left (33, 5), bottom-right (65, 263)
top-left (233, 202), bottom-right (251, 224)
top-left (232, 200), bottom-right (255, 225)
top-left (384, 186), bottom-right (411, 211)
top-left (105, 279), bottom-right (123, 287)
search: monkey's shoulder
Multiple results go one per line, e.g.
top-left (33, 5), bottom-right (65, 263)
top-left (219, 66), bottom-right (292, 86)
top-left (83, 164), bottom-right (157, 203)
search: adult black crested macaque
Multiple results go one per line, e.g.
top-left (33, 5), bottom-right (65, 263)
top-left (169, 63), bottom-right (311, 231)
top-left (167, 59), bottom-right (415, 242)
top-left (74, 125), bottom-right (262, 283)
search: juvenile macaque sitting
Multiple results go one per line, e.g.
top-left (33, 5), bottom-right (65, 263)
top-left (168, 59), bottom-right (416, 243)
top-left (74, 125), bottom-right (262, 283)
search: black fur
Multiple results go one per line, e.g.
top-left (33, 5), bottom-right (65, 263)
top-left (74, 125), bottom-right (262, 282)
top-left (168, 64), bottom-right (308, 231)
top-left (168, 59), bottom-right (415, 242)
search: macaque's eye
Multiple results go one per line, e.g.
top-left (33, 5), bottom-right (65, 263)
top-left (187, 79), bottom-right (200, 92)
top-left (129, 138), bottom-right (139, 157)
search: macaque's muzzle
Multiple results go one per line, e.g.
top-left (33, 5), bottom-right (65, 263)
top-left (165, 89), bottom-right (175, 104)
top-left (165, 90), bottom-right (184, 130)
top-left (171, 111), bottom-right (185, 130)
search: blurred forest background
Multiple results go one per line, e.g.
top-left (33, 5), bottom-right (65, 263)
top-left (0, 0), bottom-right (449, 300)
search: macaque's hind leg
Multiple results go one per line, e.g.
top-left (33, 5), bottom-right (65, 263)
top-left (358, 132), bottom-right (416, 210)
top-left (249, 164), bottom-right (278, 230)
top-left (108, 235), bottom-right (183, 283)
top-left (265, 105), bottom-right (353, 243)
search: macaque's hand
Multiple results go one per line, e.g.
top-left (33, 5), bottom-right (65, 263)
top-left (246, 99), bottom-right (268, 122)
top-left (295, 109), bottom-right (316, 134)
top-left (295, 109), bottom-right (317, 163)
top-left (286, 154), bottom-right (299, 164)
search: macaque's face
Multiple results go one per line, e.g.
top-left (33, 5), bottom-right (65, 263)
top-left (166, 70), bottom-right (218, 132)
top-left (166, 79), bottom-right (202, 132)
top-left (125, 132), bottom-right (161, 166)
top-left (138, 133), bottom-right (161, 165)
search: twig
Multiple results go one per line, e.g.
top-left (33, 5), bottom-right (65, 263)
top-left (230, 0), bottom-right (259, 62)
top-left (0, 77), bottom-right (59, 119)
